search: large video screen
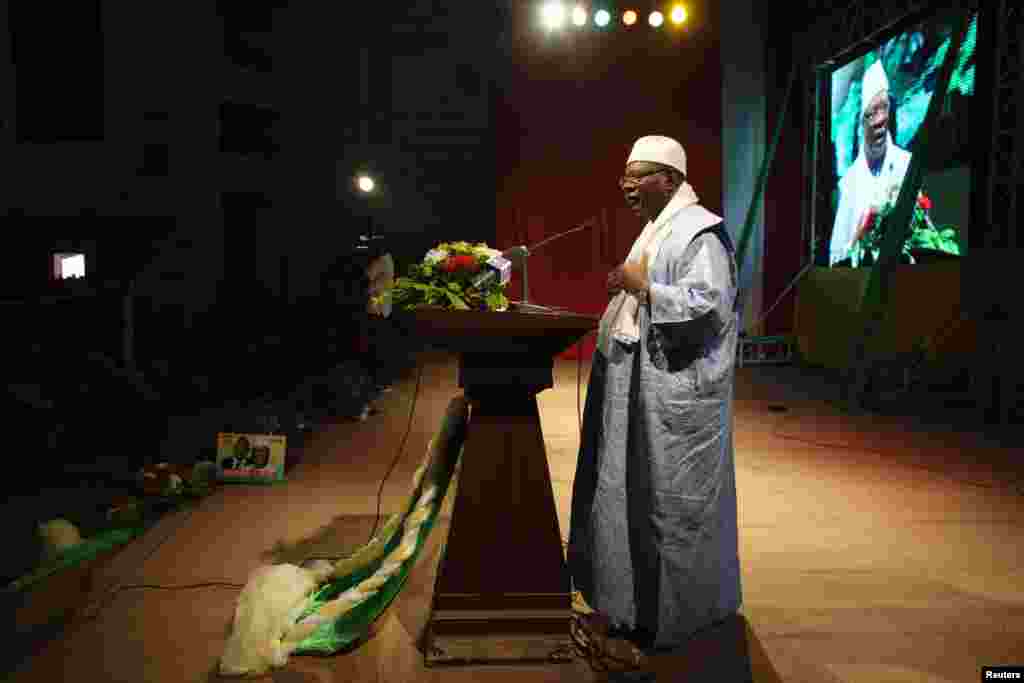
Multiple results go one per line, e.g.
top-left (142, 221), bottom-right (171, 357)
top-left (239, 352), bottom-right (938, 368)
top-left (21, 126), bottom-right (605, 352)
top-left (826, 11), bottom-right (977, 267)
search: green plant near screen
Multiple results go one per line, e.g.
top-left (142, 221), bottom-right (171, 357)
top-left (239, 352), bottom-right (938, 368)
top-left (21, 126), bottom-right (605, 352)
top-left (851, 190), bottom-right (961, 266)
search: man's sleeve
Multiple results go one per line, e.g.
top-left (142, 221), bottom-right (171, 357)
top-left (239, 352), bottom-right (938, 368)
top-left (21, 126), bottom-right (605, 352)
top-left (648, 234), bottom-right (735, 346)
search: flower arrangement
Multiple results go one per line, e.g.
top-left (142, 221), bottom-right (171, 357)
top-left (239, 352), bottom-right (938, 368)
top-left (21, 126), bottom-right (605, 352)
top-left (851, 187), bottom-right (961, 266)
top-left (373, 241), bottom-right (510, 312)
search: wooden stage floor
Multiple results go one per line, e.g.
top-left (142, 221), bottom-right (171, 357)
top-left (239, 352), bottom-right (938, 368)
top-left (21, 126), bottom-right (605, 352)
top-left (7, 352), bottom-right (1022, 682)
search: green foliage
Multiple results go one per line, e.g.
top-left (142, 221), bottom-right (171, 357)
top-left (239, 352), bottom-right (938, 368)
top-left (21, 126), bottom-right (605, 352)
top-left (906, 224), bottom-right (961, 255)
top-left (852, 201), bottom-right (961, 266)
top-left (486, 290), bottom-right (509, 311)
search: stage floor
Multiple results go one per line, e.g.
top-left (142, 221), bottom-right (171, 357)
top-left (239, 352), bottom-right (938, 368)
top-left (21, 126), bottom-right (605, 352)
top-left (7, 353), bottom-right (1023, 682)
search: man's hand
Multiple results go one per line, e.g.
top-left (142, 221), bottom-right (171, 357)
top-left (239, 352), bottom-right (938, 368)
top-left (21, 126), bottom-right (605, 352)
top-left (619, 253), bottom-right (650, 295)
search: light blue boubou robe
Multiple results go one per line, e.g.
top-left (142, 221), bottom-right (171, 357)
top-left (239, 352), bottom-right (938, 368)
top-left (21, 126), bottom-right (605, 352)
top-left (568, 202), bottom-right (742, 649)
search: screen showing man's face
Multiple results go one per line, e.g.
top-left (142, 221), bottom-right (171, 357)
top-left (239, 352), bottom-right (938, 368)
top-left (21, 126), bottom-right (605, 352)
top-left (862, 92), bottom-right (890, 165)
top-left (824, 11), bottom-right (977, 267)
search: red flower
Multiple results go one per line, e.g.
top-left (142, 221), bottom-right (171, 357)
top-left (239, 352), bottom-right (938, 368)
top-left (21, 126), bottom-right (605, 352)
top-left (441, 255), bottom-right (480, 274)
top-left (917, 193), bottom-right (932, 211)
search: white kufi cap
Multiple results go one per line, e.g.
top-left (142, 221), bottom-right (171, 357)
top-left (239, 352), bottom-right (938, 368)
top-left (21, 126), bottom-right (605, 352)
top-left (626, 135), bottom-right (687, 176)
top-left (861, 60), bottom-right (889, 115)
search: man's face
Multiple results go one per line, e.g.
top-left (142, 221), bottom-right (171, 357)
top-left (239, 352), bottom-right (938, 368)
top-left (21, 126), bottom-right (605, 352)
top-left (620, 161), bottom-right (672, 222)
top-left (862, 91), bottom-right (890, 164)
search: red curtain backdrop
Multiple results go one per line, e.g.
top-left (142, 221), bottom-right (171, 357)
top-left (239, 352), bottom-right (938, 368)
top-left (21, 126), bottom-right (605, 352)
top-left (494, 2), bottom-right (723, 360)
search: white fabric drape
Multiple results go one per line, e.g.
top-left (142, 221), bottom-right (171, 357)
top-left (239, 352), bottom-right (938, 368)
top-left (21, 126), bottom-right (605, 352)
top-left (601, 183), bottom-right (700, 351)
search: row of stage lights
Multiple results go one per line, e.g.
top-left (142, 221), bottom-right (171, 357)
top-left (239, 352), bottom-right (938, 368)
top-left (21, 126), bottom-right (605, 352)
top-left (539, 2), bottom-right (688, 31)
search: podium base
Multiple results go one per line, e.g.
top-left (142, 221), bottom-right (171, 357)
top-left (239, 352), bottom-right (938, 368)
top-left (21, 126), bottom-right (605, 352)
top-left (408, 308), bottom-right (597, 668)
top-left (422, 390), bottom-right (572, 666)
top-left (424, 617), bottom-right (573, 666)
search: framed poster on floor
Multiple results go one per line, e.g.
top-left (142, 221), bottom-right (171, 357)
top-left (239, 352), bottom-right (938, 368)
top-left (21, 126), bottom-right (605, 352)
top-left (216, 433), bottom-right (286, 484)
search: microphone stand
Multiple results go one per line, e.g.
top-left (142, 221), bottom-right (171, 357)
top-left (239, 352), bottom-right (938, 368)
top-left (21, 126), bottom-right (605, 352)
top-left (504, 224), bottom-right (591, 312)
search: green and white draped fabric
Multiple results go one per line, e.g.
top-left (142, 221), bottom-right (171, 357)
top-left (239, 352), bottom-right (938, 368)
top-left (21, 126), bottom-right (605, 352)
top-left (219, 395), bottom-right (469, 677)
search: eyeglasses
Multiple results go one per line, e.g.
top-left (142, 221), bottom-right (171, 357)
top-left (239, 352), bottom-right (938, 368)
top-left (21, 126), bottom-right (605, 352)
top-left (862, 99), bottom-right (890, 124)
top-left (619, 169), bottom-right (668, 191)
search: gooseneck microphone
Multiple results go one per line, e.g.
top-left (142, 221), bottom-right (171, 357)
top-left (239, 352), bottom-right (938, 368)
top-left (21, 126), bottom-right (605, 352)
top-left (503, 223), bottom-right (594, 308)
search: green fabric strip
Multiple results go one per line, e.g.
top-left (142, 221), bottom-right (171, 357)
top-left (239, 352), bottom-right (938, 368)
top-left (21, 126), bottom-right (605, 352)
top-left (6, 526), bottom-right (142, 594)
top-left (292, 444), bottom-right (463, 655)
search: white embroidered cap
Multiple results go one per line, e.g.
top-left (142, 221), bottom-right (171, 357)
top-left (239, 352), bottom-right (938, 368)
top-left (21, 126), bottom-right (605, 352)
top-left (862, 60), bottom-right (889, 114)
top-left (626, 135), bottom-right (687, 176)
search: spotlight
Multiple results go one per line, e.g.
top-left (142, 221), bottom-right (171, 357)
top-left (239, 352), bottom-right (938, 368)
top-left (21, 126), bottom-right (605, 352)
top-left (571, 5), bottom-right (587, 26)
top-left (623, 9), bottom-right (637, 26)
top-left (670, 5), bottom-right (687, 24)
top-left (594, 8), bottom-right (611, 26)
top-left (357, 175), bottom-right (375, 193)
top-left (541, 1), bottom-right (566, 30)
top-left (648, 10), bottom-right (664, 27)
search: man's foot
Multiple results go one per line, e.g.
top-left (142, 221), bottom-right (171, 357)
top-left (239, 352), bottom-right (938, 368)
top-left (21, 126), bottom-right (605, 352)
top-left (570, 611), bottom-right (647, 672)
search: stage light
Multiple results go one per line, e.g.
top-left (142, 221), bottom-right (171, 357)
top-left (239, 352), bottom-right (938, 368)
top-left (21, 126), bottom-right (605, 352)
top-left (357, 175), bottom-right (375, 193)
top-left (649, 10), bottom-right (664, 27)
top-left (571, 5), bottom-right (587, 26)
top-left (670, 5), bottom-right (687, 24)
top-left (623, 9), bottom-right (637, 26)
top-left (541, 1), bottom-right (567, 30)
top-left (594, 8), bottom-right (611, 26)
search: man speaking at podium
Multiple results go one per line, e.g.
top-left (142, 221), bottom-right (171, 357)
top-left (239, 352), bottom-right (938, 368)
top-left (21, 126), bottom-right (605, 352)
top-left (829, 59), bottom-right (912, 266)
top-left (568, 135), bottom-right (742, 651)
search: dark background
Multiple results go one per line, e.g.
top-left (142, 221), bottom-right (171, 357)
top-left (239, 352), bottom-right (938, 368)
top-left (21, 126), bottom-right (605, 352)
top-left (0, 0), bottom-right (812, 485)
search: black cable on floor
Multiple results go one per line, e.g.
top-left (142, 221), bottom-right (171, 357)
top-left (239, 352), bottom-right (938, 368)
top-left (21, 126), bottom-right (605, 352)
top-left (111, 581), bottom-right (244, 591)
top-left (74, 504), bottom-right (235, 625)
top-left (366, 359), bottom-right (425, 546)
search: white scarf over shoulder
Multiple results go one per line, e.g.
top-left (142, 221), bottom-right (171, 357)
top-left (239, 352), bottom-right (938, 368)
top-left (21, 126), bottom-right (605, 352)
top-left (599, 182), bottom-right (715, 354)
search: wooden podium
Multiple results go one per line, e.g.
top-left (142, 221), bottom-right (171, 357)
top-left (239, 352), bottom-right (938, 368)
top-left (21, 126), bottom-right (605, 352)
top-left (409, 304), bottom-right (597, 665)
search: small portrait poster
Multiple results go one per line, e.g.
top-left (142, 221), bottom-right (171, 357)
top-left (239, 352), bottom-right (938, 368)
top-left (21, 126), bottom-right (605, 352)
top-left (216, 433), bottom-right (286, 484)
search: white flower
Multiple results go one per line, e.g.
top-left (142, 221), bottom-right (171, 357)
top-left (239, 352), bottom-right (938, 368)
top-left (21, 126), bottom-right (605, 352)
top-left (423, 249), bottom-right (448, 265)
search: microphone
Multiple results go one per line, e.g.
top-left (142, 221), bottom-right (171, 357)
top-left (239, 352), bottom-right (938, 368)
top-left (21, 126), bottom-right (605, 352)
top-left (503, 223), bottom-right (594, 305)
top-left (470, 254), bottom-right (513, 289)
